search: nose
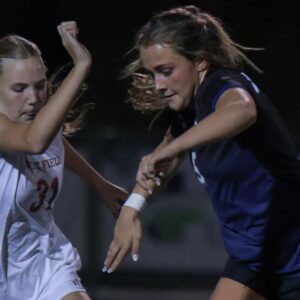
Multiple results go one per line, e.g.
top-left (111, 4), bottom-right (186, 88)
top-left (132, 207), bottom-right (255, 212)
top-left (154, 75), bottom-right (167, 93)
top-left (27, 88), bottom-right (39, 105)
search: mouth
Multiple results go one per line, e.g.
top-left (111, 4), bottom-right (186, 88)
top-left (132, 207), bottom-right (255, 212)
top-left (163, 93), bottom-right (176, 100)
top-left (23, 110), bottom-right (39, 119)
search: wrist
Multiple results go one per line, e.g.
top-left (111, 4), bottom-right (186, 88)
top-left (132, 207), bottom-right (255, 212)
top-left (121, 205), bottom-right (140, 219)
top-left (123, 193), bottom-right (146, 212)
top-left (72, 60), bottom-right (91, 74)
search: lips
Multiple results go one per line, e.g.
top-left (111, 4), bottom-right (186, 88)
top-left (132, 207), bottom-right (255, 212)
top-left (163, 94), bottom-right (176, 99)
top-left (23, 110), bottom-right (39, 118)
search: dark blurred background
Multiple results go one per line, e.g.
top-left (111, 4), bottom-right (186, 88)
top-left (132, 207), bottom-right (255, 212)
top-left (1, 1), bottom-right (300, 299)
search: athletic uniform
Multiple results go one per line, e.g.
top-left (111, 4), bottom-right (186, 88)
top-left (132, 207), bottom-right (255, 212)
top-left (0, 131), bottom-right (86, 300)
top-left (171, 68), bottom-right (300, 298)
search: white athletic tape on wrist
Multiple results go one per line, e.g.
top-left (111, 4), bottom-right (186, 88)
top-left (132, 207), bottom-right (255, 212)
top-left (124, 193), bottom-right (146, 211)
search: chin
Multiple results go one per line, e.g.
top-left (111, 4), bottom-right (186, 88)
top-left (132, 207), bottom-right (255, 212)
top-left (20, 117), bottom-right (34, 124)
top-left (168, 103), bottom-right (184, 112)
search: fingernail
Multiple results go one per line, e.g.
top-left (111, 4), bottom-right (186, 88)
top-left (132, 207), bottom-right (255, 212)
top-left (102, 266), bottom-right (108, 272)
top-left (132, 254), bottom-right (139, 262)
top-left (159, 171), bottom-right (164, 177)
top-left (148, 190), bottom-right (152, 195)
top-left (107, 268), bottom-right (113, 274)
top-left (156, 179), bottom-right (161, 186)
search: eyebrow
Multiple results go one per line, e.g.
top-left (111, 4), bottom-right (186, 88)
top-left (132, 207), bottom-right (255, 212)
top-left (142, 64), bottom-right (172, 74)
top-left (34, 79), bottom-right (47, 85)
top-left (12, 78), bottom-right (47, 86)
top-left (155, 65), bottom-right (172, 71)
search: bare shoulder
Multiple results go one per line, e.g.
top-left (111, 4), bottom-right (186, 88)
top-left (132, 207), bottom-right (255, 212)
top-left (0, 113), bottom-right (30, 153)
top-left (216, 87), bottom-right (255, 109)
top-left (0, 112), bottom-right (20, 132)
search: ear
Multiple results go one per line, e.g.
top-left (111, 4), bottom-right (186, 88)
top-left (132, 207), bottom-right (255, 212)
top-left (196, 60), bottom-right (208, 72)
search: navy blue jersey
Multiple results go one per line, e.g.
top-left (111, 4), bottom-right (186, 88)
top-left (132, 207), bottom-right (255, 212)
top-left (171, 68), bottom-right (300, 275)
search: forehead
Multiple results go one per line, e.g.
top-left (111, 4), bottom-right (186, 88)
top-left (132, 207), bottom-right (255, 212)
top-left (0, 56), bottom-right (46, 83)
top-left (140, 44), bottom-right (186, 69)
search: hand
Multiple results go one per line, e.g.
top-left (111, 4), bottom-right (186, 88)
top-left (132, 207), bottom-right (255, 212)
top-left (136, 152), bottom-right (170, 193)
top-left (57, 21), bottom-right (91, 68)
top-left (103, 206), bottom-right (142, 273)
top-left (97, 182), bottom-right (128, 219)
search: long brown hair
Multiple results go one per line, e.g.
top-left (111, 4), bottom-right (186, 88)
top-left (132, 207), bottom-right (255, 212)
top-left (123, 5), bottom-right (262, 113)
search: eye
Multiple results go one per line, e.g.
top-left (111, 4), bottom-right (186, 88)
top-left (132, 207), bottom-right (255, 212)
top-left (35, 83), bottom-right (46, 91)
top-left (12, 84), bottom-right (26, 93)
top-left (160, 68), bottom-right (172, 77)
top-left (35, 80), bottom-right (47, 91)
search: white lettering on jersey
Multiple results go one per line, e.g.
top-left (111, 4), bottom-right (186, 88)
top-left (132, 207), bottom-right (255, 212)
top-left (191, 151), bottom-right (206, 185)
top-left (191, 119), bottom-right (206, 185)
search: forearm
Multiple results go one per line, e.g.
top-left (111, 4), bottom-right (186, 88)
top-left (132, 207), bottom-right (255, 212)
top-left (27, 64), bottom-right (90, 152)
top-left (158, 100), bottom-right (256, 160)
top-left (64, 138), bottom-right (109, 190)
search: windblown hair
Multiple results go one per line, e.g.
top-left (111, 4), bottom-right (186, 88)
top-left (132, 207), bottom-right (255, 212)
top-left (0, 35), bottom-right (92, 136)
top-left (123, 5), bottom-right (262, 113)
top-left (47, 63), bottom-right (94, 136)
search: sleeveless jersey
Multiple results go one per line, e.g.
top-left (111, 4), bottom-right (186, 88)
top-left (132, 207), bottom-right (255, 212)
top-left (171, 68), bottom-right (300, 275)
top-left (0, 131), bottom-right (81, 298)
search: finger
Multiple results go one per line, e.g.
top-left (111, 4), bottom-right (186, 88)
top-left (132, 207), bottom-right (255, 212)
top-left (142, 162), bottom-right (156, 179)
top-left (108, 246), bottom-right (130, 273)
top-left (153, 176), bottom-right (161, 186)
top-left (136, 170), bottom-right (153, 194)
top-left (60, 21), bottom-right (77, 27)
top-left (158, 171), bottom-right (165, 177)
top-left (57, 24), bottom-right (73, 46)
top-left (60, 21), bottom-right (78, 34)
top-left (58, 22), bottom-right (79, 44)
top-left (61, 25), bottom-right (77, 41)
top-left (136, 177), bottom-right (153, 195)
top-left (103, 241), bottom-right (121, 272)
top-left (131, 219), bottom-right (142, 262)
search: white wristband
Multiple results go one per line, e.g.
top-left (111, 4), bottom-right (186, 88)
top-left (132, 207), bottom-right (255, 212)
top-left (124, 193), bottom-right (146, 211)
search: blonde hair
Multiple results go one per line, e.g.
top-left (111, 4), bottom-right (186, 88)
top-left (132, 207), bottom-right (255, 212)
top-left (0, 35), bottom-right (92, 135)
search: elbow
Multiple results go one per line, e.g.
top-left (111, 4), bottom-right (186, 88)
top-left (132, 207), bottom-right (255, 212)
top-left (26, 138), bottom-right (50, 154)
top-left (29, 144), bottom-right (48, 154)
top-left (33, 145), bottom-right (48, 154)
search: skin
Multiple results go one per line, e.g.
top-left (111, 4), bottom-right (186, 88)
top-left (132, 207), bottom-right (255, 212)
top-left (104, 43), bottom-right (264, 299)
top-left (0, 22), bottom-right (127, 300)
top-left (0, 57), bottom-right (47, 123)
top-left (63, 291), bottom-right (91, 300)
top-left (140, 44), bottom-right (202, 112)
top-left (0, 22), bottom-right (91, 154)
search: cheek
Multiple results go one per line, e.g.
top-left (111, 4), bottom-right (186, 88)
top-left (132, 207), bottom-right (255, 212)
top-left (173, 68), bottom-right (196, 92)
top-left (38, 90), bottom-right (47, 105)
top-left (4, 100), bottom-right (25, 121)
top-left (181, 69), bottom-right (198, 95)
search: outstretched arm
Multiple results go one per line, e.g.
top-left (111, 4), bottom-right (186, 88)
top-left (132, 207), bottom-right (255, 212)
top-left (139, 88), bottom-right (257, 181)
top-left (103, 87), bottom-right (256, 273)
top-left (103, 130), bottom-right (186, 273)
top-left (63, 138), bottom-right (128, 218)
top-left (0, 21), bottom-right (91, 154)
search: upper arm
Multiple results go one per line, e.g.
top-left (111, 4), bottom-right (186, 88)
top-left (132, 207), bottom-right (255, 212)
top-left (215, 87), bottom-right (257, 122)
top-left (0, 113), bottom-right (40, 154)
